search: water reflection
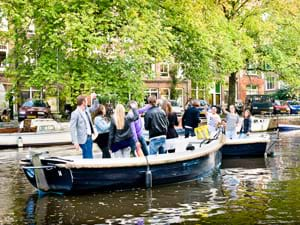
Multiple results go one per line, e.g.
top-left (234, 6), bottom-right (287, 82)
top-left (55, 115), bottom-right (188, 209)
top-left (1, 132), bottom-right (300, 224)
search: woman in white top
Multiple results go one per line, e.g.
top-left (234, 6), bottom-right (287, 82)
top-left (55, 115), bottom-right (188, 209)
top-left (205, 106), bottom-right (221, 138)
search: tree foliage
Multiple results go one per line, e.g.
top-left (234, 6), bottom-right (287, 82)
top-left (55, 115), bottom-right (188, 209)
top-left (0, 0), bottom-right (299, 106)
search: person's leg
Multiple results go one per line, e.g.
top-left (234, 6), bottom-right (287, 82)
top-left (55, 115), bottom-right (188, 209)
top-left (138, 135), bottom-right (149, 156)
top-left (87, 136), bottom-right (93, 158)
top-left (226, 130), bottom-right (234, 139)
top-left (129, 138), bottom-right (137, 157)
top-left (158, 137), bottom-right (167, 154)
top-left (231, 130), bottom-right (238, 139)
top-left (79, 137), bottom-right (93, 159)
top-left (190, 129), bottom-right (195, 137)
top-left (113, 150), bottom-right (122, 158)
top-left (123, 147), bottom-right (131, 158)
top-left (149, 139), bottom-right (159, 155)
top-left (184, 128), bottom-right (190, 138)
top-left (101, 146), bottom-right (111, 158)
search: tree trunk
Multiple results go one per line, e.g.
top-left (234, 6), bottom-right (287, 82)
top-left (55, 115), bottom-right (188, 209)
top-left (228, 72), bottom-right (237, 107)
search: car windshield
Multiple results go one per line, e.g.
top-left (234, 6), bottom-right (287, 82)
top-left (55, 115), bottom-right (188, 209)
top-left (199, 100), bottom-right (207, 106)
top-left (289, 101), bottom-right (300, 106)
top-left (22, 100), bottom-right (47, 107)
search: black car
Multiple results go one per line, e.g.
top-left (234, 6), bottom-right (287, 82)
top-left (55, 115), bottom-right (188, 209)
top-left (245, 95), bottom-right (273, 115)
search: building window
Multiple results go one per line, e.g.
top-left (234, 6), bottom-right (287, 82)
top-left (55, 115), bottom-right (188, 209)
top-left (160, 88), bottom-right (170, 100)
top-left (0, 44), bottom-right (7, 71)
top-left (246, 85), bottom-right (258, 95)
top-left (266, 76), bottom-right (275, 90)
top-left (160, 63), bottom-right (169, 77)
top-left (0, 17), bottom-right (8, 32)
top-left (175, 88), bottom-right (183, 106)
top-left (144, 88), bottom-right (158, 102)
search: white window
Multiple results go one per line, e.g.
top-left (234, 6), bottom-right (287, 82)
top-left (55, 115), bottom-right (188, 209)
top-left (0, 44), bottom-right (8, 71)
top-left (145, 88), bottom-right (158, 99)
top-left (28, 22), bottom-right (35, 34)
top-left (246, 85), bottom-right (258, 95)
top-left (177, 65), bottom-right (184, 78)
top-left (175, 88), bottom-right (183, 106)
top-left (160, 63), bottom-right (169, 77)
top-left (0, 16), bottom-right (8, 32)
top-left (266, 76), bottom-right (275, 90)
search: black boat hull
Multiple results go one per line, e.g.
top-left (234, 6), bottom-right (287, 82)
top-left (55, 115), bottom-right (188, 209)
top-left (221, 142), bottom-right (267, 158)
top-left (23, 151), bottom-right (222, 193)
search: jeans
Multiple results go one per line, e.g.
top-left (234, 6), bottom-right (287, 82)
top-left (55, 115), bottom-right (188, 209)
top-left (113, 147), bottom-right (131, 158)
top-left (138, 135), bottom-right (149, 156)
top-left (79, 135), bottom-right (93, 159)
top-left (184, 128), bottom-right (195, 138)
top-left (226, 129), bottom-right (237, 139)
top-left (149, 136), bottom-right (166, 155)
top-left (129, 138), bottom-right (137, 157)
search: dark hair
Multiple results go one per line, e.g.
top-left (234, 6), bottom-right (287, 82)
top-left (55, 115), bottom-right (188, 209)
top-left (77, 95), bottom-right (86, 106)
top-left (95, 104), bottom-right (106, 116)
top-left (148, 95), bottom-right (157, 106)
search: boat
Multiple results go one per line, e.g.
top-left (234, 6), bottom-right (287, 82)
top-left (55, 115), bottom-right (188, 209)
top-left (278, 124), bottom-right (300, 132)
top-left (0, 118), bottom-right (71, 148)
top-left (0, 121), bottom-right (19, 133)
top-left (20, 135), bottom-right (223, 193)
top-left (220, 133), bottom-right (271, 158)
top-left (247, 116), bottom-right (271, 132)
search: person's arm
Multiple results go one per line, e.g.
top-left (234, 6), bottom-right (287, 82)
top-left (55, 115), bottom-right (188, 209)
top-left (126, 108), bottom-right (139, 122)
top-left (130, 122), bottom-right (138, 142)
top-left (95, 117), bottom-right (110, 133)
top-left (174, 113), bottom-right (179, 126)
top-left (236, 114), bottom-right (240, 126)
top-left (222, 105), bottom-right (229, 114)
top-left (181, 111), bottom-right (186, 127)
top-left (137, 104), bottom-right (151, 114)
top-left (70, 111), bottom-right (79, 149)
top-left (108, 120), bottom-right (116, 149)
top-left (144, 112), bottom-right (150, 131)
top-left (89, 98), bottom-right (99, 113)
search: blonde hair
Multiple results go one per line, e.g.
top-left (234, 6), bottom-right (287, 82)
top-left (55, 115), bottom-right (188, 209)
top-left (113, 104), bottom-right (125, 129)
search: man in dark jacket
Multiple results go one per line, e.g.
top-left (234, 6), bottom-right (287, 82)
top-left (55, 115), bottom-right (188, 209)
top-left (144, 95), bottom-right (169, 155)
top-left (182, 99), bottom-right (201, 138)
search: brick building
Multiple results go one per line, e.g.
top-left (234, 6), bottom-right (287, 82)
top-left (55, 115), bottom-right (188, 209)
top-left (236, 70), bottom-right (281, 103)
top-left (143, 63), bottom-right (191, 106)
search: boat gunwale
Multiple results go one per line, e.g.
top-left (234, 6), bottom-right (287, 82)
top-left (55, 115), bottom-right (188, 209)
top-left (49, 139), bottom-right (223, 169)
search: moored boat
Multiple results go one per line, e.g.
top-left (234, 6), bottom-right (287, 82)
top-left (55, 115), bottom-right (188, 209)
top-left (0, 118), bottom-right (71, 148)
top-left (20, 135), bottom-right (223, 193)
top-left (278, 124), bottom-right (300, 132)
top-left (220, 133), bottom-right (270, 158)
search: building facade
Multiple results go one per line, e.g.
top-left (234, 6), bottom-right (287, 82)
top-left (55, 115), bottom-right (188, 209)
top-left (143, 63), bottom-right (191, 106)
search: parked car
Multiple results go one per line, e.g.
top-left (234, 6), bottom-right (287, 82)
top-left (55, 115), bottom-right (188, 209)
top-left (245, 95), bottom-right (273, 115)
top-left (287, 100), bottom-right (300, 114)
top-left (273, 100), bottom-right (290, 114)
top-left (235, 100), bottom-right (244, 115)
top-left (169, 100), bottom-right (184, 116)
top-left (197, 99), bottom-right (209, 118)
top-left (18, 99), bottom-right (51, 121)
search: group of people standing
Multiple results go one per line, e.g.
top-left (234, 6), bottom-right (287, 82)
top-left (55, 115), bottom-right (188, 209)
top-left (70, 94), bottom-right (252, 159)
top-left (181, 100), bottom-right (252, 140)
top-left (70, 94), bottom-right (179, 159)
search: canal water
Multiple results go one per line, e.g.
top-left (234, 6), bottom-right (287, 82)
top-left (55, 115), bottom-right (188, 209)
top-left (1, 132), bottom-right (300, 225)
